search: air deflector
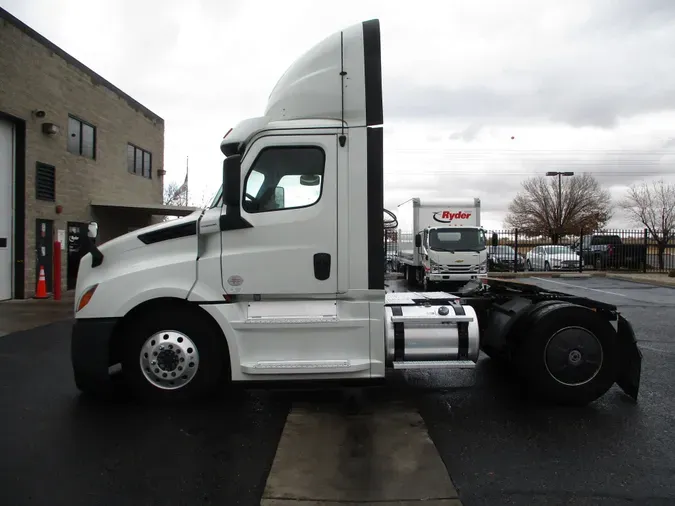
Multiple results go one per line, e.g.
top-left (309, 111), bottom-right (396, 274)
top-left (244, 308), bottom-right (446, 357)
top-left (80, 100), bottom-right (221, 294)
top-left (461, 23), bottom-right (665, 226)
top-left (362, 19), bottom-right (383, 127)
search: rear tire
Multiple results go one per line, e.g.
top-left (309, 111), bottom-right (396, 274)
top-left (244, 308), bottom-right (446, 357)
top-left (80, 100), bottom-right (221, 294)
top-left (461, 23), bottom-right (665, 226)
top-left (121, 306), bottom-right (229, 403)
top-left (516, 302), bottom-right (619, 406)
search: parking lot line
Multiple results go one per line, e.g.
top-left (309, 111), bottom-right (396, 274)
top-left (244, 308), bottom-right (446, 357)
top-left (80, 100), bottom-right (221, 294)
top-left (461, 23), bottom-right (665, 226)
top-left (260, 400), bottom-right (462, 505)
top-left (532, 277), bottom-right (630, 298)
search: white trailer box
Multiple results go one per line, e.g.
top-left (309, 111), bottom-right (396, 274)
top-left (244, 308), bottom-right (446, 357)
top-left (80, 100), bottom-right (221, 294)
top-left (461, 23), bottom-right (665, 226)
top-left (396, 197), bottom-right (487, 289)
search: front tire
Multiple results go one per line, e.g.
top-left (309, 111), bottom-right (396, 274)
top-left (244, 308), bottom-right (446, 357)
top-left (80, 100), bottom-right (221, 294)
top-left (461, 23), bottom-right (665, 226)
top-left (121, 306), bottom-right (229, 403)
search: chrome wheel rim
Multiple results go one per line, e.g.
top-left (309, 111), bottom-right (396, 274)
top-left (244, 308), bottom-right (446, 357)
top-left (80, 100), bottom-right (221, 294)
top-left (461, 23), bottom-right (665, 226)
top-left (544, 326), bottom-right (603, 387)
top-left (140, 330), bottom-right (200, 390)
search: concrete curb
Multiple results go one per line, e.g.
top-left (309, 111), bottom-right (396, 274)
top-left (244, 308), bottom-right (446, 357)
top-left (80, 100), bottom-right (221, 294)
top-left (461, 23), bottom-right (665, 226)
top-left (489, 271), bottom-right (675, 288)
top-left (605, 274), bottom-right (675, 288)
top-left (488, 271), bottom-right (604, 279)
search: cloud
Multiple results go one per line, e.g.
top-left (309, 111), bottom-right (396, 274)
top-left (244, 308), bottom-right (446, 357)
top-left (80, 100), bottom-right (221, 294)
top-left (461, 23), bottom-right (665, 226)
top-left (448, 124), bottom-right (483, 142)
top-left (4, 0), bottom-right (675, 230)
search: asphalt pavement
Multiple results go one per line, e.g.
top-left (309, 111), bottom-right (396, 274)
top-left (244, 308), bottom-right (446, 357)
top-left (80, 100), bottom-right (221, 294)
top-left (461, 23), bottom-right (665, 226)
top-left (0, 320), bottom-right (289, 506)
top-left (412, 276), bottom-right (675, 506)
top-left (1, 277), bottom-right (674, 505)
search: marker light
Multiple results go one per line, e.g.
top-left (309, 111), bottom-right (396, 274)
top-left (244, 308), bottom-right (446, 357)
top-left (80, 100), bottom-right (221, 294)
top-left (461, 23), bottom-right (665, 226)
top-left (77, 284), bottom-right (98, 312)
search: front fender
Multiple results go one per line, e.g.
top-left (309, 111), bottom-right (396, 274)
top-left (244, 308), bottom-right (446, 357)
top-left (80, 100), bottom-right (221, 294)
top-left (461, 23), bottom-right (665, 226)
top-left (76, 255), bottom-right (197, 319)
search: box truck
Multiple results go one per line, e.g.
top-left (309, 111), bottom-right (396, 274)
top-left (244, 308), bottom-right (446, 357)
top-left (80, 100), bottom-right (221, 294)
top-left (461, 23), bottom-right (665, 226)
top-left (396, 198), bottom-right (487, 291)
top-left (70, 19), bottom-right (642, 407)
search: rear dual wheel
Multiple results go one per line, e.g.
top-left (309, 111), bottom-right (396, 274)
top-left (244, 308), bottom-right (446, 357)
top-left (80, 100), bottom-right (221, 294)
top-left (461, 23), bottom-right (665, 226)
top-left (515, 302), bottom-right (619, 406)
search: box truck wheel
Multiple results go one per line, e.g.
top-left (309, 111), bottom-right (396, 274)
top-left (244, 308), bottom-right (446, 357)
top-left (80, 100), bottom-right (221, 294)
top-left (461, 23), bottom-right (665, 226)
top-left (121, 306), bottom-right (228, 402)
top-left (515, 302), bottom-right (619, 406)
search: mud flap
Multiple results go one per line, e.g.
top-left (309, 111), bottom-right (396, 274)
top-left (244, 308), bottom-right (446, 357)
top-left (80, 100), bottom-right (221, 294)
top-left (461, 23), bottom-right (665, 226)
top-left (615, 314), bottom-right (643, 401)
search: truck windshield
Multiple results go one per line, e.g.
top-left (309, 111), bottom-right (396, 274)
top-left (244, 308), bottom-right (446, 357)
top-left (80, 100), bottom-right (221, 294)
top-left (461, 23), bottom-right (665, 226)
top-left (429, 228), bottom-right (486, 252)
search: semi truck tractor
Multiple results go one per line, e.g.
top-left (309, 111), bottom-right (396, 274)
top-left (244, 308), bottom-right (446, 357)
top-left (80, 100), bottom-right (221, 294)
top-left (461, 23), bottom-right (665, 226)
top-left (70, 19), bottom-right (642, 406)
top-left (396, 197), bottom-right (487, 291)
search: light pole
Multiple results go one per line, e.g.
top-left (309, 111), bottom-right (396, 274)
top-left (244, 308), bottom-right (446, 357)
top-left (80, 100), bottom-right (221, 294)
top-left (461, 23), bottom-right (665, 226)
top-left (546, 171), bottom-right (574, 242)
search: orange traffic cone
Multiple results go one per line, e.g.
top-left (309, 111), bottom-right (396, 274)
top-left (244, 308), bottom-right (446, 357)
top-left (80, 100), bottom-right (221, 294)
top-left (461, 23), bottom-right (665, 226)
top-left (34, 265), bottom-right (49, 299)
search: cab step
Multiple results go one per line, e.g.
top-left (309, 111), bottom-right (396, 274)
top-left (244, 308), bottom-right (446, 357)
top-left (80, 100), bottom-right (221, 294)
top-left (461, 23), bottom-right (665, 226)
top-left (392, 360), bottom-right (477, 370)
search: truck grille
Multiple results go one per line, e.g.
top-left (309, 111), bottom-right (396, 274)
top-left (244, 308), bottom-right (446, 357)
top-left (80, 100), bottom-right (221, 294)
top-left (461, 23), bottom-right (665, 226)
top-left (438, 265), bottom-right (478, 273)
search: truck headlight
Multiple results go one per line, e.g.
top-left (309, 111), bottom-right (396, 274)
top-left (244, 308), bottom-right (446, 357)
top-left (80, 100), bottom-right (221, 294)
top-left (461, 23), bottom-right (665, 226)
top-left (430, 259), bottom-right (440, 273)
top-left (479, 260), bottom-right (488, 274)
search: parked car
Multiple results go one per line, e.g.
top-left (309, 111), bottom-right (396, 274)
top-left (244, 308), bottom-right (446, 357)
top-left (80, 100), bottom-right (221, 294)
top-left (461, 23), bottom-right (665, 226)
top-left (487, 245), bottom-right (525, 272)
top-left (525, 245), bottom-right (584, 271)
top-left (571, 234), bottom-right (647, 270)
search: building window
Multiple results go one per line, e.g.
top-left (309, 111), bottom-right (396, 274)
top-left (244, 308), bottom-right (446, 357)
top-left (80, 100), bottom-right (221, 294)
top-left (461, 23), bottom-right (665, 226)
top-left (35, 162), bottom-right (56, 201)
top-left (242, 146), bottom-right (325, 214)
top-left (127, 143), bottom-right (152, 178)
top-left (67, 115), bottom-right (96, 159)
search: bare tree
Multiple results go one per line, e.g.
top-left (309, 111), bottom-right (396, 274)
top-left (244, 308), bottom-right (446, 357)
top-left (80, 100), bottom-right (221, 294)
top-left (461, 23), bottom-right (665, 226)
top-left (163, 181), bottom-right (185, 206)
top-left (505, 174), bottom-right (612, 243)
top-left (619, 179), bottom-right (675, 270)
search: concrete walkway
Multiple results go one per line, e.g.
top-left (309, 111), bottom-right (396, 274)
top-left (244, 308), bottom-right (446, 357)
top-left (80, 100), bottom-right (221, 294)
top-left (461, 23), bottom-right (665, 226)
top-left (0, 292), bottom-right (75, 336)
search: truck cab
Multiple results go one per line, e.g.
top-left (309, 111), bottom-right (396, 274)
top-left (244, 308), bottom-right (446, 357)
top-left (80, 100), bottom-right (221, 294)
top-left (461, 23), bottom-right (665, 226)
top-left (70, 18), bottom-right (642, 407)
top-left (417, 225), bottom-right (487, 290)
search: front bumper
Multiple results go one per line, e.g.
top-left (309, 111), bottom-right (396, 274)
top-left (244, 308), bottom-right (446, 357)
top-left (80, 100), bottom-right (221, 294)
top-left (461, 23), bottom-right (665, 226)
top-left (427, 272), bottom-right (484, 282)
top-left (71, 317), bottom-right (120, 393)
top-left (550, 263), bottom-right (585, 270)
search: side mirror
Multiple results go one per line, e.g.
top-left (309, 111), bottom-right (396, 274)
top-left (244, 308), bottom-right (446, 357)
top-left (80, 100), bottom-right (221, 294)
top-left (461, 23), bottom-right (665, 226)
top-left (415, 234), bottom-right (422, 248)
top-left (223, 154), bottom-right (242, 208)
top-left (274, 186), bottom-right (285, 208)
top-left (491, 232), bottom-right (498, 247)
top-left (300, 174), bottom-right (321, 186)
top-left (88, 221), bottom-right (98, 239)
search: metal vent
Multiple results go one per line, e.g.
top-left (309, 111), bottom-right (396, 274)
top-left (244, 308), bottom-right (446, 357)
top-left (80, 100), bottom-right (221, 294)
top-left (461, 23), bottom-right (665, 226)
top-left (36, 163), bottom-right (56, 201)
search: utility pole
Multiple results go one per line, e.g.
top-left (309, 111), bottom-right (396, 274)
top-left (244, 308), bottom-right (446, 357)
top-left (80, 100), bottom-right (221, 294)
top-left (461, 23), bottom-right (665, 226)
top-left (546, 171), bottom-right (574, 243)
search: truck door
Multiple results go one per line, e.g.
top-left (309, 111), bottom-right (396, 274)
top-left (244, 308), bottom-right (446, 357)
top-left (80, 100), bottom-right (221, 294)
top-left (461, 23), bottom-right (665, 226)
top-left (221, 134), bottom-right (338, 295)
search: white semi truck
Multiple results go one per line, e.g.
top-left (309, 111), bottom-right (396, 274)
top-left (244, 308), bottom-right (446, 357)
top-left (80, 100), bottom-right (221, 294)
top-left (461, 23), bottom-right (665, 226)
top-left (70, 19), bottom-right (642, 406)
top-left (396, 197), bottom-right (487, 291)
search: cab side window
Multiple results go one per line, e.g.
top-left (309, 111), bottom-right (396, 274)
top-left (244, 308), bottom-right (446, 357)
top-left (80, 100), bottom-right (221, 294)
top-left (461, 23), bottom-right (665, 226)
top-left (242, 146), bottom-right (325, 214)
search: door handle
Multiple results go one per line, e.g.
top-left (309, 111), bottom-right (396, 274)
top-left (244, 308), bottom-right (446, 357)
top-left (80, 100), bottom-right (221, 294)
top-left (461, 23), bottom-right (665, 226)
top-left (313, 253), bottom-right (331, 281)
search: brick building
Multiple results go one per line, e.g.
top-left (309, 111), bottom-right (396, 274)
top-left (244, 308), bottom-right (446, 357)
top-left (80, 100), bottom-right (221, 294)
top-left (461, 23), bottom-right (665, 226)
top-left (0, 7), bottom-right (193, 300)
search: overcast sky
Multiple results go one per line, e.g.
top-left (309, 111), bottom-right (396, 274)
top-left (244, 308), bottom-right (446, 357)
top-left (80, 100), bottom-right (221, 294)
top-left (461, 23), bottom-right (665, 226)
top-left (3, 0), bottom-right (675, 229)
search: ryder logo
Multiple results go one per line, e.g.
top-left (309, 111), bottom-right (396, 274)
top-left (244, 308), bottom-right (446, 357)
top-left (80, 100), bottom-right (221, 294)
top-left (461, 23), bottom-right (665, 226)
top-left (433, 210), bottom-right (472, 223)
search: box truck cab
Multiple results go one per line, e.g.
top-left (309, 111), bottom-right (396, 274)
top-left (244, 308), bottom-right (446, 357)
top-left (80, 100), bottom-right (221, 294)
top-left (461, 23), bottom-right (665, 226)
top-left (396, 198), bottom-right (487, 290)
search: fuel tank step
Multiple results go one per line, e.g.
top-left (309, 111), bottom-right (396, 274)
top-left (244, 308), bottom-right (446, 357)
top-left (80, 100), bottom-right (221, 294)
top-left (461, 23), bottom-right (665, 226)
top-left (392, 360), bottom-right (477, 370)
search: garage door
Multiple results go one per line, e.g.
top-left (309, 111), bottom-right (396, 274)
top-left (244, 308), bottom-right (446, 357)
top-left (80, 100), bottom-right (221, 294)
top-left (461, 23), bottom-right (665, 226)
top-left (0, 119), bottom-right (14, 301)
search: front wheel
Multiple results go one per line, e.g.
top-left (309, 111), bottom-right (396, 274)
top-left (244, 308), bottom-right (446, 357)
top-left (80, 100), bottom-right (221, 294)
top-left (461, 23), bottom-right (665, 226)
top-left (121, 307), bottom-right (229, 403)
